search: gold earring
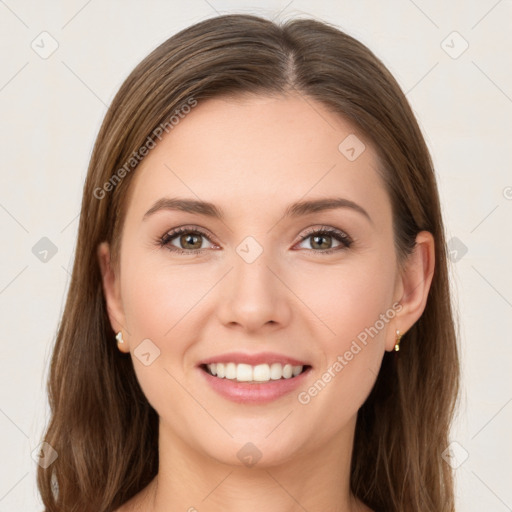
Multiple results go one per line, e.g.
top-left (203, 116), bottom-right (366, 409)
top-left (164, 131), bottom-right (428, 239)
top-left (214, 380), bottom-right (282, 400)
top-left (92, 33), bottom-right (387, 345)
top-left (116, 331), bottom-right (124, 344)
top-left (394, 329), bottom-right (402, 351)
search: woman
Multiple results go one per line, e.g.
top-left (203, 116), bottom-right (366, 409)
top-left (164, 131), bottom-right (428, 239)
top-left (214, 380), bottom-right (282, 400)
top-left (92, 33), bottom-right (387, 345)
top-left (37, 13), bottom-right (460, 512)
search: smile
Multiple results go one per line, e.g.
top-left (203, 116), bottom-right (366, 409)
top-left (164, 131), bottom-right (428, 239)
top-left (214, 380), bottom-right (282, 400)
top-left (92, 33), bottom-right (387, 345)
top-left (203, 362), bottom-right (309, 383)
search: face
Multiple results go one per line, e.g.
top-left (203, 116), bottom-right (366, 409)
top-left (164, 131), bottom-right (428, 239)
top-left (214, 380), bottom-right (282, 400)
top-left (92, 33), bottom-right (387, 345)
top-left (100, 93), bottom-right (409, 468)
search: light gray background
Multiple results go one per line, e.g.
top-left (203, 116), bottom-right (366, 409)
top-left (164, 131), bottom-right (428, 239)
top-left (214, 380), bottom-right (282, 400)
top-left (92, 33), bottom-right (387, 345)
top-left (1, 1), bottom-right (511, 510)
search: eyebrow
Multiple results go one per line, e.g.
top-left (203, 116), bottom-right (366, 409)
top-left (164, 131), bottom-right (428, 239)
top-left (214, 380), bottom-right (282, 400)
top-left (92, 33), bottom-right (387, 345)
top-left (143, 197), bottom-right (373, 225)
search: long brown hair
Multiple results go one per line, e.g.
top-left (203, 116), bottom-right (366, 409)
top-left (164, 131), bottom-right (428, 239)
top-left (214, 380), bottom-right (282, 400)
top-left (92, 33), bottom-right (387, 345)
top-left (37, 13), bottom-right (460, 511)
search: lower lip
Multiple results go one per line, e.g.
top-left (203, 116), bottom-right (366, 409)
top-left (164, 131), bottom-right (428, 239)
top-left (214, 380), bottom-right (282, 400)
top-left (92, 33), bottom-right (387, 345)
top-left (198, 366), bottom-right (312, 404)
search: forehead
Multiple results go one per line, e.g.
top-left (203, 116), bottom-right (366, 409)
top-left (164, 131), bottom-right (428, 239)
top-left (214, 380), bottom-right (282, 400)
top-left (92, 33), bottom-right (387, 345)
top-left (124, 93), bottom-right (390, 224)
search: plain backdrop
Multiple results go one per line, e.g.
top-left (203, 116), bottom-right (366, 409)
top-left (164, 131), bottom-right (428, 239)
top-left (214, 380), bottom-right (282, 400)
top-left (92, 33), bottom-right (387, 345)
top-left (0, 1), bottom-right (511, 510)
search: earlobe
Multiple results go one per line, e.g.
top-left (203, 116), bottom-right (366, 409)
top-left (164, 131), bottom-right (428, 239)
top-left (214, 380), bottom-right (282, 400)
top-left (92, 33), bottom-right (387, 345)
top-left (97, 242), bottom-right (130, 353)
top-left (387, 231), bottom-right (435, 351)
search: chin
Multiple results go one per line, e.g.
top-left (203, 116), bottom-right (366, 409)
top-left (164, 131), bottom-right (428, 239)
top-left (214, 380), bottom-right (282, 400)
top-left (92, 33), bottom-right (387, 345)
top-left (199, 431), bottom-right (306, 470)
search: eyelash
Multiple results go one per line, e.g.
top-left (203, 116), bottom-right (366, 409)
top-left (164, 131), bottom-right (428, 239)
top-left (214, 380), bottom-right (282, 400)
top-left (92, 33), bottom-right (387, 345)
top-left (157, 225), bottom-right (353, 256)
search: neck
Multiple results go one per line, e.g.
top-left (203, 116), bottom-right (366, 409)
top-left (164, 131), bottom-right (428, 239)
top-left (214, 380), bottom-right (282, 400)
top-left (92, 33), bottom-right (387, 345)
top-left (139, 416), bottom-right (367, 512)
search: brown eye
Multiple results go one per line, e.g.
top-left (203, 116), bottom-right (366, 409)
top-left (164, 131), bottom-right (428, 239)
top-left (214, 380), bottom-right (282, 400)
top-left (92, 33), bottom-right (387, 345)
top-left (296, 227), bottom-right (352, 254)
top-left (159, 227), bottom-right (215, 254)
top-left (177, 232), bottom-right (204, 250)
top-left (309, 233), bottom-right (334, 250)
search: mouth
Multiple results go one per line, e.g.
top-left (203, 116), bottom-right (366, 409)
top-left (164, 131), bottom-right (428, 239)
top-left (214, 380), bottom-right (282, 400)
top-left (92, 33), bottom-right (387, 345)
top-left (199, 362), bottom-right (312, 384)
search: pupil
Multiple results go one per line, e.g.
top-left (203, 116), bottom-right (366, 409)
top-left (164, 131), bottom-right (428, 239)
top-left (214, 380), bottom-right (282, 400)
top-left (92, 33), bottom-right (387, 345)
top-left (182, 233), bottom-right (201, 249)
top-left (312, 234), bottom-right (331, 250)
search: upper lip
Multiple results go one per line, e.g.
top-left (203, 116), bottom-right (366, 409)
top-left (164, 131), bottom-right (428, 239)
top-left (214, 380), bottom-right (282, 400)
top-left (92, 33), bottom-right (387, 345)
top-left (198, 352), bottom-right (311, 367)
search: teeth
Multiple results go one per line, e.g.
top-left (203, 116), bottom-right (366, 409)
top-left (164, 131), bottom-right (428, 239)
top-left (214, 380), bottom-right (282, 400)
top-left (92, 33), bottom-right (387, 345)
top-left (253, 364), bottom-right (270, 381)
top-left (206, 362), bottom-right (304, 382)
top-left (237, 363), bottom-right (252, 382)
top-left (225, 362), bottom-right (237, 380)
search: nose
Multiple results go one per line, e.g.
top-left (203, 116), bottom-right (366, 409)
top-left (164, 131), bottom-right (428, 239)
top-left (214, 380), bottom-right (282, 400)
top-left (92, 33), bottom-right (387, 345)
top-left (216, 247), bottom-right (292, 333)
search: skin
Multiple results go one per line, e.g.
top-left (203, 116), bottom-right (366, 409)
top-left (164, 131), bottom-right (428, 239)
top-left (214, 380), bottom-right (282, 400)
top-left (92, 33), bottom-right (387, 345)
top-left (98, 93), bottom-right (434, 512)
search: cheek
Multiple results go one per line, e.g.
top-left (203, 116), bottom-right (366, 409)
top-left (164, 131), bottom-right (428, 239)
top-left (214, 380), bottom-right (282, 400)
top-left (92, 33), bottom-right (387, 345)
top-left (120, 261), bottom-right (200, 416)
top-left (122, 252), bottom-right (209, 344)
top-left (119, 253), bottom-right (221, 404)
top-left (290, 253), bottom-right (396, 348)
top-left (289, 254), bottom-right (396, 419)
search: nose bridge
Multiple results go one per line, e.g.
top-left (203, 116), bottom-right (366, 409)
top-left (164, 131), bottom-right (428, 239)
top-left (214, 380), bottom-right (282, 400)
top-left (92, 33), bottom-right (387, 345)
top-left (218, 234), bottom-right (290, 330)
top-left (232, 236), bottom-right (279, 302)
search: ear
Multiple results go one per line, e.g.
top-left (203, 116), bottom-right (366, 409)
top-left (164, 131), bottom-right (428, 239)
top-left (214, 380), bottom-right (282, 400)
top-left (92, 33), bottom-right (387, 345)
top-left (386, 230), bottom-right (435, 352)
top-left (97, 241), bottom-right (130, 353)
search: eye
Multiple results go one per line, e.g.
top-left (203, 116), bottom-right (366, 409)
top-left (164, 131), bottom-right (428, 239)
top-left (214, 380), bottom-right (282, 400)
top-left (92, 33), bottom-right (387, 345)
top-left (295, 226), bottom-right (353, 254)
top-left (157, 225), bottom-right (353, 256)
top-left (158, 226), bottom-right (217, 255)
